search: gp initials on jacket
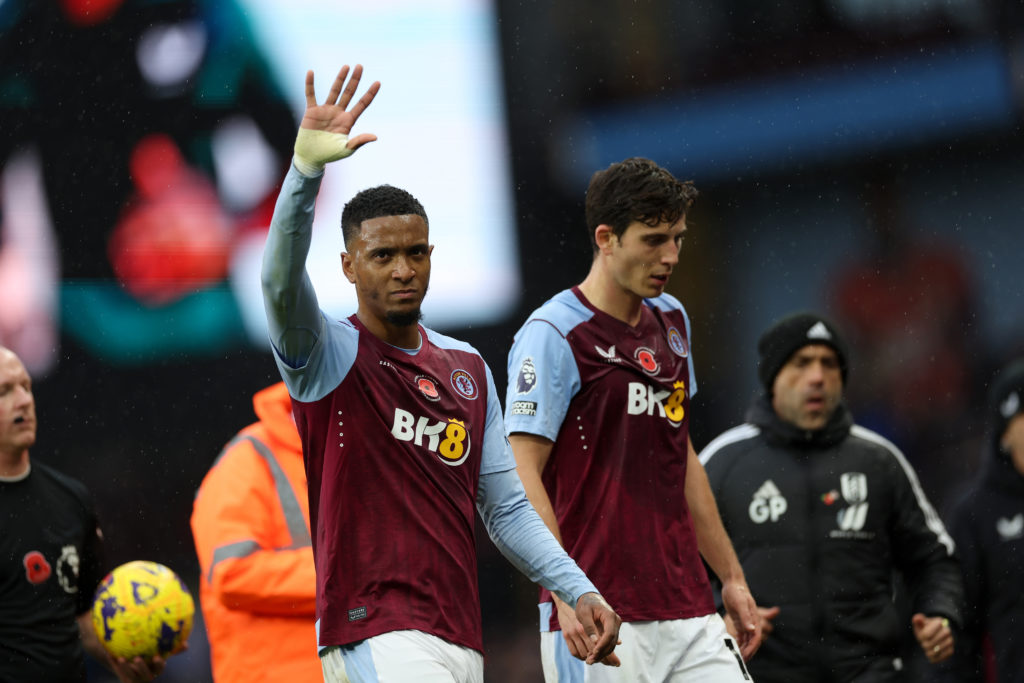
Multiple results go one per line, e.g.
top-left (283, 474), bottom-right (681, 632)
top-left (626, 380), bottom-right (686, 425)
top-left (391, 408), bottom-right (471, 466)
top-left (749, 480), bottom-right (788, 523)
top-left (750, 495), bottom-right (788, 523)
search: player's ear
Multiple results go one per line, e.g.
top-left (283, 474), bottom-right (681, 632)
top-left (594, 224), bottom-right (616, 254)
top-left (340, 252), bottom-right (356, 283)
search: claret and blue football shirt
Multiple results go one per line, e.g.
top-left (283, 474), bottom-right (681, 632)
top-left (505, 287), bottom-right (715, 631)
top-left (262, 165), bottom-right (597, 654)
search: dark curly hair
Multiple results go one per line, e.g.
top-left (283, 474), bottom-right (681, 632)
top-left (341, 185), bottom-right (428, 247)
top-left (584, 157), bottom-right (698, 252)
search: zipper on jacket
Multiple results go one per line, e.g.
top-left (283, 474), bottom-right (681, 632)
top-left (805, 455), bottom-right (827, 679)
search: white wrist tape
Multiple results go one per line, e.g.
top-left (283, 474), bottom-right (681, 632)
top-left (293, 128), bottom-right (354, 176)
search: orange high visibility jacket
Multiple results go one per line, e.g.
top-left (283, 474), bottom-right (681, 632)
top-left (191, 383), bottom-right (319, 683)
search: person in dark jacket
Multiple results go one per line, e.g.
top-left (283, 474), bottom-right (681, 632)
top-left (940, 359), bottom-right (1024, 682)
top-left (0, 346), bottom-right (166, 682)
top-left (699, 311), bottom-right (964, 682)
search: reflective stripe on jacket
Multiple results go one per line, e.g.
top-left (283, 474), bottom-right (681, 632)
top-left (191, 382), bottom-right (319, 683)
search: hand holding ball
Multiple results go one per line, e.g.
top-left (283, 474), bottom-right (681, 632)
top-left (92, 561), bottom-right (194, 659)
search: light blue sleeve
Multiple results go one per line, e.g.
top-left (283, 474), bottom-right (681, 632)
top-left (476, 468), bottom-right (598, 605)
top-left (680, 302), bottom-right (698, 398)
top-left (261, 164), bottom-right (359, 401)
top-left (480, 364), bottom-right (517, 475)
top-left (276, 316), bottom-right (359, 403)
top-left (261, 163), bottom-right (326, 370)
top-left (504, 320), bottom-right (580, 441)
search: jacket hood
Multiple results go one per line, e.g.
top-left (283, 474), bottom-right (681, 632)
top-left (253, 382), bottom-right (302, 453)
top-left (981, 437), bottom-right (1024, 497)
top-left (745, 394), bottom-right (853, 450)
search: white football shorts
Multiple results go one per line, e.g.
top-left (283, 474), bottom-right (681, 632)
top-left (540, 612), bottom-right (753, 682)
top-left (320, 629), bottom-right (484, 683)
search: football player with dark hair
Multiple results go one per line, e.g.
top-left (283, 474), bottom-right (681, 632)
top-left (261, 64), bottom-right (621, 683)
top-left (506, 156), bottom-right (761, 682)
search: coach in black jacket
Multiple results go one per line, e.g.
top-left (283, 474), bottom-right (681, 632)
top-left (940, 359), bottom-right (1024, 683)
top-left (700, 312), bottom-right (964, 682)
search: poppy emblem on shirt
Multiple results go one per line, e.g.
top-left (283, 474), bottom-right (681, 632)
top-left (415, 375), bottom-right (440, 401)
top-left (667, 327), bottom-right (689, 357)
top-left (634, 347), bottom-right (660, 375)
top-left (450, 369), bottom-right (478, 400)
top-left (23, 551), bottom-right (52, 584)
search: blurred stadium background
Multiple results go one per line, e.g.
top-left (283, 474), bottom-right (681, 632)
top-left (1, 0), bottom-right (1022, 680)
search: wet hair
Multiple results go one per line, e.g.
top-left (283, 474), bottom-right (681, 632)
top-left (340, 185), bottom-right (428, 248)
top-left (584, 157), bottom-right (698, 252)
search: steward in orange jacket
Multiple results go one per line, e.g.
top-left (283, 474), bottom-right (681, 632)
top-left (191, 382), bottom-right (318, 683)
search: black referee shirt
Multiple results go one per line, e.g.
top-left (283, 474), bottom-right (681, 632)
top-left (1, 460), bottom-right (105, 682)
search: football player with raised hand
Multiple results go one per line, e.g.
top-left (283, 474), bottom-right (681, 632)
top-left (261, 64), bottom-right (620, 683)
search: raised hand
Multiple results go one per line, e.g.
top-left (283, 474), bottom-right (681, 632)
top-left (302, 65), bottom-right (379, 141)
top-left (294, 65), bottom-right (381, 173)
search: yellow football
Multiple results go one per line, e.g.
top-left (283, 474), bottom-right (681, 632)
top-left (91, 560), bottom-right (194, 659)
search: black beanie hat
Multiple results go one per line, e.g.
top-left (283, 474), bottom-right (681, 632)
top-left (988, 358), bottom-right (1024, 453)
top-left (758, 312), bottom-right (849, 393)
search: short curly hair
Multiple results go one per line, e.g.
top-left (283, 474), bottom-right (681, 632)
top-left (341, 185), bottom-right (428, 247)
top-left (584, 157), bottom-right (698, 252)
